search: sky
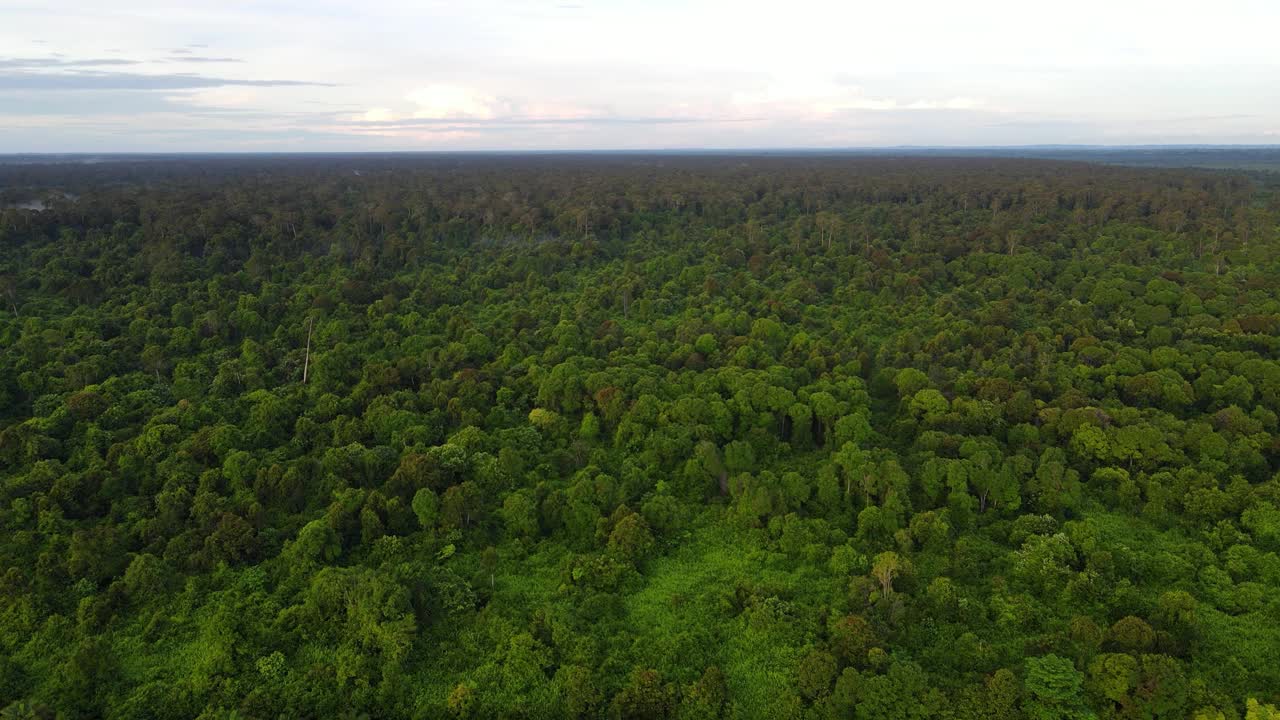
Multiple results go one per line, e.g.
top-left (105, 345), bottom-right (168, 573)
top-left (1, 0), bottom-right (1279, 152)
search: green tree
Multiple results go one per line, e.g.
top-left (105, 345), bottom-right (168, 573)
top-left (1025, 654), bottom-right (1096, 720)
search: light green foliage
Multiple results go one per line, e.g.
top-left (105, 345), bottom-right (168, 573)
top-left (579, 412), bottom-right (601, 441)
top-left (1025, 654), bottom-right (1096, 720)
top-left (1088, 652), bottom-right (1138, 703)
top-left (1012, 533), bottom-right (1078, 595)
top-left (910, 388), bottom-right (949, 421)
top-left (412, 488), bottom-right (440, 530)
top-left (894, 368), bottom-right (930, 399)
top-left (528, 407), bottom-right (561, 430)
top-left (1248, 699), bottom-right (1280, 720)
top-left (501, 490), bottom-right (539, 539)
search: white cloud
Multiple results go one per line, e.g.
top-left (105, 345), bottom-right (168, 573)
top-left (173, 86), bottom-right (262, 109)
top-left (361, 107), bottom-right (398, 122)
top-left (732, 79), bottom-right (986, 118)
top-left (406, 84), bottom-right (501, 119)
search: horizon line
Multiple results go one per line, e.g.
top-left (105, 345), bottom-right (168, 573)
top-left (4, 143), bottom-right (1280, 157)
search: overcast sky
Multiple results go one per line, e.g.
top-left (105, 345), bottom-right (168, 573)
top-left (2, 0), bottom-right (1278, 151)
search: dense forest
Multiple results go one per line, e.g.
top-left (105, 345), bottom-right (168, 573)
top-left (3, 154), bottom-right (1280, 719)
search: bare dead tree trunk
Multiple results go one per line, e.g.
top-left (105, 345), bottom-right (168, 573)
top-left (302, 315), bottom-right (314, 384)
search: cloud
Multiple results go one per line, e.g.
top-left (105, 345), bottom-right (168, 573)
top-left (0, 71), bottom-right (333, 91)
top-left (733, 79), bottom-right (986, 118)
top-left (405, 84), bottom-right (505, 119)
top-left (165, 57), bottom-right (245, 64)
top-left (345, 115), bottom-right (727, 128)
top-left (361, 84), bottom-right (734, 132)
top-left (0, 90), bottom-right (193, 116)
top-left (0, 57), bottom-right (142, 69)
top-left (361, 107), bottom-right (398, 122)
top-left (351, 83), bottom-right (738, 131)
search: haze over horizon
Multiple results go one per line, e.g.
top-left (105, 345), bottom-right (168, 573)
top-left (2, 0), bottom-right (1279, 153)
